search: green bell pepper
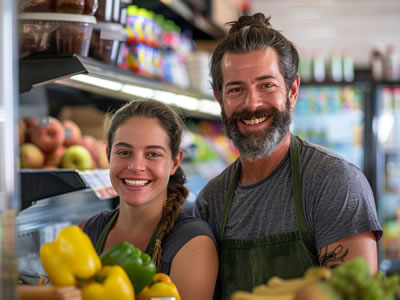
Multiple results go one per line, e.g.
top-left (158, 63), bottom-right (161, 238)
top-left (100, 242), bottom-right (156, 295)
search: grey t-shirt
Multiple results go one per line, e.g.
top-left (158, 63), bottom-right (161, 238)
top-left (195, 136), bottom-right (382, 250)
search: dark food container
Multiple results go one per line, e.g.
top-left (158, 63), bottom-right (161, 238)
top-left (55, 0), bottom-right (85, 14)
top-left (96, 0), bottom-right (121, 23)
top-left (20, 0), bottom-right (98, 15)
top-left (19, 12), bottom-right (96, 57)
top-left (89, 21), bottom-right (127, 64)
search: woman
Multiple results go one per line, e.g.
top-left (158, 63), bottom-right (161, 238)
top-left (80, 99), bottom-right (218, 300)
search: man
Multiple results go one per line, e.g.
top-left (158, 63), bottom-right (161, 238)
top-left (194, 12), bottom-right (382, 299)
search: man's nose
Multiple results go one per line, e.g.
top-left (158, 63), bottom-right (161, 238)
top-left (244, 88), bottom-right (264, 111)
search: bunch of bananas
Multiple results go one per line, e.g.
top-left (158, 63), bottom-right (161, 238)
top-left (231, 267), bottom-right (332, 300)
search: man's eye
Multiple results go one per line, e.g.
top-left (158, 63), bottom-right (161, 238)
top-left (227, 87), bottom-right (241, 94)
top-left (262, 82), bottom-right (274, 88)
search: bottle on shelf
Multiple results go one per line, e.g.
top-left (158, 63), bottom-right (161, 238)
top-left (384, 44), bottom-right (400, 82)
top-left (328, 49), bottom-right (343, 82)
top-left (312, 50), bottom-right (326, 83)
top-left (342, 50), bottom-right (354, 83)
top-left (370, 48), bottom-right (384, 81)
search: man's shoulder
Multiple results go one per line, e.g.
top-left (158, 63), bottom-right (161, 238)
top-left (298, 136), bottom-right (362, 174)
top-left (201, 160), bottom-right (239, 193)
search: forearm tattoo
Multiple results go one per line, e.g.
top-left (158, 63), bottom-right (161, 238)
top-left (318, 244), bottom-right (349, 269)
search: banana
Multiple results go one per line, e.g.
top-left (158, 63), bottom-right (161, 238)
top-left (252, 267), bottom-right (332, 296)
top-left (231, 290), bottom-right (295, 300)
top-left (231, 267), bottom-right (332, 300)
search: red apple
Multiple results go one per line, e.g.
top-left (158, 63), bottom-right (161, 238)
top-left (45, 145), bottom-right (66, 167)
top-left (20, 143), bottom-right (45, 169)
top-left (19, 119), bottom-right (27, 145)
top-left (24, 117), bottom-right (39, 129)
top-left (96, 141), bottom-right (110, 169)
top-left (61, 145), bottom-right (93, 170)
top-left (30, 117), bottom-right (65, 153)
top-left (62, 119), bottom-right (82, 146)
top-left (81, 135), bottom-right (100, 162)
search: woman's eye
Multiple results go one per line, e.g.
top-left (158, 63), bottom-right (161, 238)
top-left (117, 150), bottom-right (130, 157)
top-left (148, 152), bottom-right (161, 158)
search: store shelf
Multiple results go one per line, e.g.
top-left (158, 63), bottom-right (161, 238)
top-left (20, 55), bottom-right (221, 119)
top-left (19, 55), bottom-right (87, 93)
top-left (130, 0), bottom-right (226, 40)
top-left (19, 169), bottom-right (88, 211)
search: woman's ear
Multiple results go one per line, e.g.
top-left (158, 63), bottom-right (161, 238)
top-left (170, 149), bottom-right (184, 176)
top-left (106, 146), bottom-right (110, 163)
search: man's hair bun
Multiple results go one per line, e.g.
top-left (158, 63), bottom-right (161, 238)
top-left (227, 13), bottom-right (272, 34)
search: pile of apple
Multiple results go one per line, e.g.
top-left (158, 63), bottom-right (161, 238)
top-left (19, 116), bottom-right (109, 170)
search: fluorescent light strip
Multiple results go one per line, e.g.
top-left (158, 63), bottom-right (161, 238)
top-left (71, 74), bottom-right (123, 91)
top-left (199, 99), bottom-right (221, 116)
top-left (70, 75), bottom-right (220, 117)
top-left (121, 84), bottom-right (156, 98)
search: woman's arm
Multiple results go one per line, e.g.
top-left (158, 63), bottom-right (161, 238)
top-left (169, 235), bottom-right (219, 300)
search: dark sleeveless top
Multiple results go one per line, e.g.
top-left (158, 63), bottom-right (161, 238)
top-left (83, 208), bottom-right (217, 274)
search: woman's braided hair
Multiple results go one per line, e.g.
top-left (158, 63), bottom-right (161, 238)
top-left (105, 99), bottom-right (189, 271)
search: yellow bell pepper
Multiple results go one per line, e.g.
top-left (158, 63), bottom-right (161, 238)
top-left (137, 273), bottom-right (181, 300)
top-left (40, 225), bottom-right (101, 286)
top-left (81, 265), bottom-right (135, 300)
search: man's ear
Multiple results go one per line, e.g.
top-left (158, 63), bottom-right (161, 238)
top-left (288, 73), bottom-right (300, 110)
top-left (213, 89), bottom-right (223, 107)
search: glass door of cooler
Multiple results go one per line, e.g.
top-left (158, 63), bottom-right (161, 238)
top-left (374, 84), bottom-right (400, 273)
top-left (292, 84), bottom-right (364, 170)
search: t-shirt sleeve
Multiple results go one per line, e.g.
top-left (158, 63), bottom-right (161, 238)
top-left (194, 188), bottom-right (209, 221)
top-left (160, 215), bottom-right (217, 274)
top-left (304, 157), bottom-right (383, 249)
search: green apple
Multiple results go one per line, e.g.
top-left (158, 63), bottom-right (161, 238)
top-left (61, 145), bottom-right (93, 170)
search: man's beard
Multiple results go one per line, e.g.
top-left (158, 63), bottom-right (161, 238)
top-left (221, 99), bottom-right (292, 161)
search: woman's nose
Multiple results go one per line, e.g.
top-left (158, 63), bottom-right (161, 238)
top-left (127, 155), bottom-right (145, 171)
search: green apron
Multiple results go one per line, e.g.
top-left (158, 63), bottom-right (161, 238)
top-left (94, 210), bottom-right (161, 257)
top-left (218, 135), bottom-right (319, 299)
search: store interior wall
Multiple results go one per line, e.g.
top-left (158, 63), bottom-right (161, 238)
top-left (249, 0), bottom-right (400, 67)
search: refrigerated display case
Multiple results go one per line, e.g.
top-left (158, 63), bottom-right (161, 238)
top-left (292, 83), bottom-right (366, 170)
top-left (372, 83), bottom-right (400, 274)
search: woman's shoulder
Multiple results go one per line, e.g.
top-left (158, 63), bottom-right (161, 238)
top-left (171, 211), bottom-right (216, 241)
top-left (160, 211), bottom-right (217, 274)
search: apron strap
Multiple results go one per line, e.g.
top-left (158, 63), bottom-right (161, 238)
top-left (95, 209), bottom-right (119, 253)
top-left (95, 209), bottom-right (163, 257)
top-left (144, 218), bottom-right (163, 256)
top-left (290, 134), bottom-right (313, 244)
top-left (219, 162), bottom-right (241, 241)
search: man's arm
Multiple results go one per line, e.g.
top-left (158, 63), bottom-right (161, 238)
top-left (318, 231), bottom-right (378, 274)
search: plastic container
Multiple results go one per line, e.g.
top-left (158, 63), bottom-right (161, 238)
top-left (19, 12), bottom-right (96, 57)
top-left (55, 0), bottom-right (85, 14)
top-left (89, 21), bottom-right (126, 64)
top-left (96, 0), bottom-right (121, 23)
top-left (20, 0), bottom-right (55, 12)
top-left (20, 0), bottom-right (98, 15)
